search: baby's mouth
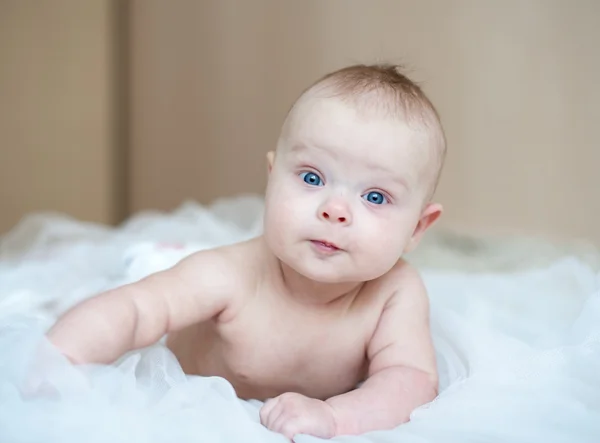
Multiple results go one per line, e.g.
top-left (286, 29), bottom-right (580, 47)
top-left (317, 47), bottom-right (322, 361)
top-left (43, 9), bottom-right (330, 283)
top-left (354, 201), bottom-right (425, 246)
top-left (310, 240), bottom-right (341, 252)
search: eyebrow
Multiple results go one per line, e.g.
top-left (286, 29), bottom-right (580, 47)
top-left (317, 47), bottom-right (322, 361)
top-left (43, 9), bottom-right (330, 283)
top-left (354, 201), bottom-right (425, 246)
top-left (290, 142), bottom-right (410, 191)
top-left (377, 168), bottom-right (411, 192)
top-left (290, 142), bottom-right (325, 155)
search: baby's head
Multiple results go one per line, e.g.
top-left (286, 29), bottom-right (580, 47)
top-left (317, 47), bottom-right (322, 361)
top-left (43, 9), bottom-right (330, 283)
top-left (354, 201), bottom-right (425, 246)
top-left (264, 64), bottom-right (446, 284)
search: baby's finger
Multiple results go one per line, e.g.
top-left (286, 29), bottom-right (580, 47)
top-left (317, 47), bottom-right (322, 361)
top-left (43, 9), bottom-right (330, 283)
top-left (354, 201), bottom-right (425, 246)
top-left (272, 413), bottom-right (292, 438)
top-left (266, 405), bottom-right (289, 433)
top-left (259, 397), bottom-right (280, 426)
top-left (277, 417), bottom-right (305, 441)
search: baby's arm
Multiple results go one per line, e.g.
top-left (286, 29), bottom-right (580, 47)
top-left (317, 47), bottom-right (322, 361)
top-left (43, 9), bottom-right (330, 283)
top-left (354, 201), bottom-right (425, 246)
top-left (259, 263), bottom-right (438, 439)
top-left (326, 264), bottom-right (438, 435)
top-left (46, 251), bottom-right (234, 365)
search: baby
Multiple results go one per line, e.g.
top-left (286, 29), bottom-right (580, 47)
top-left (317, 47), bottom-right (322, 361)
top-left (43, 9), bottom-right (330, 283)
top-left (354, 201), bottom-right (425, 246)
top-left (46, 64), bottom-right (447, 440)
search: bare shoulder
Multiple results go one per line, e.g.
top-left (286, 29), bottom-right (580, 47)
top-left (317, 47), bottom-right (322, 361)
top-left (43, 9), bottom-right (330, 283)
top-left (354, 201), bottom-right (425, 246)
top-left (365, 258), bottom-right (428, 309)
top-left (108, 238), bottom-right (265, 336)
top-left (366, 259), bottom-right (437, 382)
top-left (359, 259), bottom-right (428, 311)
top-left (172, 237), bottom-right (262, 300)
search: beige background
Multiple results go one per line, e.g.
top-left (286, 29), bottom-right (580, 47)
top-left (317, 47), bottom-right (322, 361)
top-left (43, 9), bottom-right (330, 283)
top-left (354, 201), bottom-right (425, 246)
top-left (0, 0), bottom-right (125, 233)
top-left (1, 1), bottom-right (599, 245)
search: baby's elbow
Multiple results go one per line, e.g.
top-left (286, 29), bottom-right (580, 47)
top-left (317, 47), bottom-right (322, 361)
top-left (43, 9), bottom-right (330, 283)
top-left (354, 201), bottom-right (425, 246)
top-left (413, 369), bottom-right (439, 404)
top-left (424, 370), bottom-right (439, 398)
top-left (391, 366), bottom-right (438, 410)
top-left (397, 372), bottom-right (438, 426)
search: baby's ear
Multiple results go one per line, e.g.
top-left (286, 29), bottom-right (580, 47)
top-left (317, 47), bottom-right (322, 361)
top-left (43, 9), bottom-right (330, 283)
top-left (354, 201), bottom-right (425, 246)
top-left (404, 203), bottom-right (442, 254)
top-left (266, 151), bottom-right (275, 174)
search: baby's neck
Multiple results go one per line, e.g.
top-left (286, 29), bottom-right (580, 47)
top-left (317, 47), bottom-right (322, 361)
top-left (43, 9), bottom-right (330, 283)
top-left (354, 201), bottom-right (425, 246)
top-left (271, 256), bottom-right (364, 307)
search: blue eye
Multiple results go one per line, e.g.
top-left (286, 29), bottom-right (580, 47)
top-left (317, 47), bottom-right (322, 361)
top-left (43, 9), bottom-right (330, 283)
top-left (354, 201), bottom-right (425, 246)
top-left (363, 191), bottom-right (388, 205)
top-left (300, 172), bottom-right (323, 186)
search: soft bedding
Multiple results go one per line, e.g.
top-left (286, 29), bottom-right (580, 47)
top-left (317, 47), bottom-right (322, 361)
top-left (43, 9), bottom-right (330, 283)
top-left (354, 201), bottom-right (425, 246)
top-left (0, 195), bottom-right (598, 442)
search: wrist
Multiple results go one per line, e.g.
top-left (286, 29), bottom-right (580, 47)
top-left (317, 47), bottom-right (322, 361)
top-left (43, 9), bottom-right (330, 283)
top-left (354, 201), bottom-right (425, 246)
top-left (324, 399), bottom-right (343, 436)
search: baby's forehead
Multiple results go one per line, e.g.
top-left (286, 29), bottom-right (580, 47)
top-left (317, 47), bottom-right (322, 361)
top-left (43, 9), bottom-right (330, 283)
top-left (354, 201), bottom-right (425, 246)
top-left (281, 71), bottom-right (446, 197)
top-left (287, 89), bottom-right (435, 138)
top-left (280, 94), bottom-right (441, 192)
top-left (285, 95), bottom-right (429, 154)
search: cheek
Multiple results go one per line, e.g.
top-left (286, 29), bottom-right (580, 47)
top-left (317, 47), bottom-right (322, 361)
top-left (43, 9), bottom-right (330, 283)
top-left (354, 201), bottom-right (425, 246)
top-left (265, 182), bottom-right (310, 236)
top-left (271, 181), bottom-right (316, 218)
top-left (355, 210), bottom-right (410, 257)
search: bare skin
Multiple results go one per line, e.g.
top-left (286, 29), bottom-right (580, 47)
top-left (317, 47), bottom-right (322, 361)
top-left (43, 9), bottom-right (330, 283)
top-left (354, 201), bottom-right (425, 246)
top-left (46, 88), bottom-right (444, 440)
top-left (167, 236), bottom-right (433, 402)
top-left (47, 236), bottom-right (437, 438)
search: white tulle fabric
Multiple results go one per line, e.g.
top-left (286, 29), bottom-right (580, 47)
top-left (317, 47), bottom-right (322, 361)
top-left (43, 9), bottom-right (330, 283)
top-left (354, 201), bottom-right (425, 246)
top-left (0, 196), bottom-right (599, 443)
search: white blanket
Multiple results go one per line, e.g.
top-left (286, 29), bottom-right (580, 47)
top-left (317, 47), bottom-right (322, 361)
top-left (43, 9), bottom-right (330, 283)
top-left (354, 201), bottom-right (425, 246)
top-left (0, 196), bottom-right (599, 443)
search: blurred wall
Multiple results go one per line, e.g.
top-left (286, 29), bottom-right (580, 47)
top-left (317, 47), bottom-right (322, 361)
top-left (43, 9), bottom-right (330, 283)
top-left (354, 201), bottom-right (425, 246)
top-left (1, 1), bottom-right (598, 246)
top-left (0, 0), bottom-right (124, 233)
top-left (129, 0), bottom-right (600, 245)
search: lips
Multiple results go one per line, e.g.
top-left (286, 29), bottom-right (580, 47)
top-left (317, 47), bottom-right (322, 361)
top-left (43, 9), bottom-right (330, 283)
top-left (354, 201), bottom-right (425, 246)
top-left (310, 239), bottom-right (341, 253)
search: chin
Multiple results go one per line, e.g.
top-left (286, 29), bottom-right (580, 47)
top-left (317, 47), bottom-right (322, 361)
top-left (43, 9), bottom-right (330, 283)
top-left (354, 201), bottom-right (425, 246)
top-left (283, 258), bottom-right (355, 284)
top-left (311, 260), bottom-right (397, 284)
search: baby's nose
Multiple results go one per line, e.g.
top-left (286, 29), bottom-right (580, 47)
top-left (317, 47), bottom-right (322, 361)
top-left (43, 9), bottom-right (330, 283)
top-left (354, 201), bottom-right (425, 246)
top-left (318, 201), bottom-right (352, 225)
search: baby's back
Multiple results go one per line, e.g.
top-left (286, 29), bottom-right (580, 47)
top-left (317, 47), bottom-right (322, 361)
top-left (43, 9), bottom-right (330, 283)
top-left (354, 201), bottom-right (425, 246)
top-left (166, 238), bottom-right (390, 401)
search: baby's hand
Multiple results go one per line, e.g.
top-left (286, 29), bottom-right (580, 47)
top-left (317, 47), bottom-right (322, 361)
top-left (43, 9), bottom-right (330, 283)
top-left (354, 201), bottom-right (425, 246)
top-left (260, 392), bottom-right (337, 441)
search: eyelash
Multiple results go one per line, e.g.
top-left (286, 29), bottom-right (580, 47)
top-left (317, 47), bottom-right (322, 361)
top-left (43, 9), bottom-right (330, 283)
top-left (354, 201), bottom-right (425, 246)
top-left (362, 190), bottom-right (392, 205)
top-left (298, 168), bottom-right (325, 185)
